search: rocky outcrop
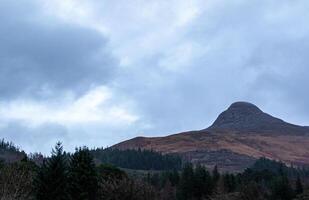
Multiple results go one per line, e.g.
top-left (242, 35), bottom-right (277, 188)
top-left (208, 102), bottom-right (308, 135)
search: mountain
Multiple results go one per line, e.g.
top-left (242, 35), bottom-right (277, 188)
top-left (113, 102), bottom-right (309, 172)
top-left (208, 102), bottom-right (308, 134)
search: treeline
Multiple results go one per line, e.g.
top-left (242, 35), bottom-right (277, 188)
top-left (144, 164), bottom-right (218, 200)
top-left (0, 141), bottom-right (309, 200)
top-left (145, 158), bottom-right (309, 200)
top-left (0, 138), bottom-right (26, 163)
top-left (91, 147), bottom-right (182, 170)
top-left (251, 157), bottom-right (309, 178)
top-left (0, 139), bottom-right (20, 153)
top-left (0, 142), bottom-right (159, 200)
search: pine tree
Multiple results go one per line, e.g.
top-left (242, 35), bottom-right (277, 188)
top-left (68, 147), bottom-right (98, 200)
top-left (270, 171), bottom-right (294, 200)
top-left (160, 180), bottom-right (176, 200)
top-left (223, 173), bottom-right (237, 193)
top-left (212, 165), bottom-right (220, 192)
top-left (240, 181), bottom-right (266, 200)
top-left (177, 163), bottom-right (194, 200)
top-left (193, 165), bottom-right (213, 199)
top-left (295, 175), bottom-right (303, 195)
top-left (35, 142), bottom-right (69, 200)
top-left (213, 165), bottom-right (220, 181)
top-left (169, 169), bottom-right (180, 186)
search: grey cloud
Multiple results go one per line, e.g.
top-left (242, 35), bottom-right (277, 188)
top-left (112, 0), bottom-right (309, 136)
top-left (0, 0), bottom-right (117, 99)
top-left (0, 120), bottom-right (143, 154)
top-left (1, 0), bottom-right (309, 153)
top-left (0, 122), bottom-right (69, 154)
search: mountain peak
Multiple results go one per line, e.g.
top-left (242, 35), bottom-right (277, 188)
top-left (227, 102), bottom-right (262, 115)
top-left (208, 101), bottom-right (294, 132)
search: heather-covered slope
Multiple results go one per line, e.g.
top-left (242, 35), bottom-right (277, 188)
top-left (113, 102), bottom-right (309, 171)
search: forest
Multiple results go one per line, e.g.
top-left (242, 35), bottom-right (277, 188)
top-left (91, 147), bottom-right (182, 170)
top-left (0, 141), bottom-right (309, 200)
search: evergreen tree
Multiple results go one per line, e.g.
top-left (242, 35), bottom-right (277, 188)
top-left (213, 165), bottom-right (220, 182)
top-left (169, 169), bottom-right (180, 186)
top-left (90, 148), bottom-right (182, 170)
top-left (97, 164), bottom-right (127, 181)
top-left (0, 159), bottom-right (4, 169)
top-left (240, 181), bottom-right (266, 200)
top-left (35, 142), bottom-right (69, 200)
top-left (149, 173), bottom-right (160, 187)
top-left (193, 165), bottom-right (213, 199)
top-left (295, 175), bottom-right (303, 195)
top-left (270, 171), bottom-right (294, 200)
top-left (223, 173), bottom-right (237, 193)
top-left (68, 147), bottom-right (98, 200)
top-left (161, 180), bottom-right (176, 200)
top-left (177, 163), bottom-right (194, 200)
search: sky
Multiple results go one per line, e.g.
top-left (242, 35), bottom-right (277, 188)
top-left (1, 0), bottom-right (309, 154)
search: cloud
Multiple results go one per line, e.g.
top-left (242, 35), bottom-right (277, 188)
top-left (0, 0), bottom-right (139, 153)
top-left (1, 0), bottom-right (309, 153)
top-left (74, 0), bottom-right (309, 131)
top-left (0, 86), bottom-right (138, 127)
top-left (0, 0), bottom-right (117, 99)
top-left (0, 86), bottom-right (139, 153)
top-left (0, 122), bottom-right (69, 154)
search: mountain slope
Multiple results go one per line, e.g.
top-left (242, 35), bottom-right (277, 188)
top-left (113, 102), bottom-right (309, 171)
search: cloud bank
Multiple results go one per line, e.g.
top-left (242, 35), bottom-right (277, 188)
top-left (1, 0), bottom-right (309, 153)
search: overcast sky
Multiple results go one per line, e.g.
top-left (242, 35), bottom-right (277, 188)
top-left (1, 0), bottom-right (309, 154)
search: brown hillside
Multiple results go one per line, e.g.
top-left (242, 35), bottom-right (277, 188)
top-left (113, 102), bottom-right (309, 172)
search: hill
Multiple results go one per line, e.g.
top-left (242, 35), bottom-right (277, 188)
top-left (0, 139), bottom-right (26, 163)
top-left (113, 102), bottom-right (309, 171)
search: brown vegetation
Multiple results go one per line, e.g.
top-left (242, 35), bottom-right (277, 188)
top-left (114, 102), bottom-right (309, 171)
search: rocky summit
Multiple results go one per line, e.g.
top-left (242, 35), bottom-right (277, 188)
top-left (208, 101), bottom-right (309, 135)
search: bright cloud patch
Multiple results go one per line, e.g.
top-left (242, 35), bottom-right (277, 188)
top-left (0, 86), bottom-right (138, 127)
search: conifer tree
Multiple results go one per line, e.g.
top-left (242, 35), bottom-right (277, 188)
top-left (212, 165), bottom-right (220, 182)
top-left (68, 147), bottom-right (98, 200)
top-left (223, 173), bottom-right (237, 193)
top-left (193, 165), bottom-right (213, 199)
top-left (270, 170), bottom-right (294, 200)
top-left (177, 163), bottom-right (194, 200)
top-left (240, 181), bottom-right (266, 200)
top-left (169, 169), bottom-right (180, 186)
top-left (35, 142), bottom-right (69, 200)
top-left (212, 165), bottom-right (220, 192)
top-left (161, 180), bottom-right (176, 200)
top-left (295, 175), bottom-right (303, 195)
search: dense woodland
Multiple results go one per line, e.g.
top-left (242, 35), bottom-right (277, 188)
top-left (91, 147), bottom-right (182, 170)
top-left (0, 140), bottom-right (309, 200)
top-left (0, 139), bottom-right (21, 153)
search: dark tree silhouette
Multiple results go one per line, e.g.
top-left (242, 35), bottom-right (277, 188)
top-left (177, 163), bottom-right (194, 200)
top-left (68, 147), bottom-right (98, 200)
top-left (295, 175), bottom-right (303, 195)
top-left (35, 142), bottom-right (69, 200)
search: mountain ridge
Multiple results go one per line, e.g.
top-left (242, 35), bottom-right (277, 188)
top-left (113, 102), bottom-right (309, 171)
